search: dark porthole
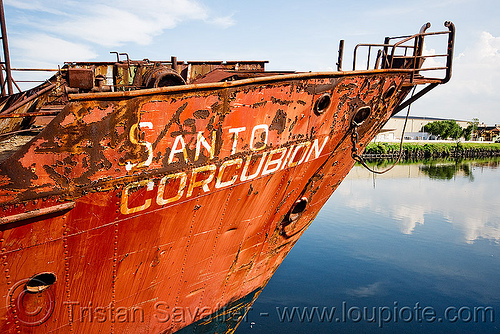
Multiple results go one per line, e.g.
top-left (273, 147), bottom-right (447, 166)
top-left (314, 93), bottom-right (331, 115)
top-left (384, 85), bottom-right (397, 100)
top-left (289, 197), bottom-right (308, 222)
top-left (25, 272), bottom-right (56, 293)
top-left (353, 106), bottom-right (371, 125)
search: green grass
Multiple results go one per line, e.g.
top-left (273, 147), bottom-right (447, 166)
top-left (364, 142), bottom-right (500, 155)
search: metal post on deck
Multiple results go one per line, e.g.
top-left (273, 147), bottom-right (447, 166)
top-left (0, 0), bottom-right (13, 96)
top-left (337, 40), bottom-right (344, 71)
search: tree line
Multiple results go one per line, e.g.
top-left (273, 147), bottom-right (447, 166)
top-left (422, 119), bottom-right (479, 141)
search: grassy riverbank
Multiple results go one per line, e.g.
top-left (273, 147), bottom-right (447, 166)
top-left (363, 142), bottom-right (500, 159)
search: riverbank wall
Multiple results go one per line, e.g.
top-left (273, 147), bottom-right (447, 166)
top-left (362, 142), bottom-right (500, 160)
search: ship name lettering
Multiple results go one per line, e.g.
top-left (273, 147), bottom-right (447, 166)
top-left (120, 137), bottom-right (328, 215)
top-left (127, 123), bottom-right (275, 169)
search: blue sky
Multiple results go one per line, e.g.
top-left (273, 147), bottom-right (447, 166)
top-left (3, 0), bottom-right (499, 124)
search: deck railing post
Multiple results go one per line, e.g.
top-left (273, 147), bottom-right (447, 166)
top-left (0, 0), bottom-right (13, 96)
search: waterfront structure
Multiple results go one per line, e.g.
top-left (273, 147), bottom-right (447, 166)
top-left (374, 115), bottom-right (469, 141)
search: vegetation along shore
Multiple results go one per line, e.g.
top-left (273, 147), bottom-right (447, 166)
top-left (362, 142), bottom-right (500, 160)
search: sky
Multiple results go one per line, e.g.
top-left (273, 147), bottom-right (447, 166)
top-left (2, 0), bottom-right (499, 124)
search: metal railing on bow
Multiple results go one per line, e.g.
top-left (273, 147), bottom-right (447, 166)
top-left (352, 21), bottom-right (455, 85)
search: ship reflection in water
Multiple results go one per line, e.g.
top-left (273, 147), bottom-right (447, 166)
top-left (238, 159), bottom-right (500, 334)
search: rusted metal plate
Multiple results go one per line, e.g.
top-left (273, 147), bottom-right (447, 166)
top-left (68, 68), bottom-right (94, 90)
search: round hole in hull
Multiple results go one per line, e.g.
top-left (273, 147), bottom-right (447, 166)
top-left (314, 93), bottom-right (331, 115)
top-left (289, 197), bottom-right (308, 222)
top-left (384, 85), bottom-right (397, 100)
top-left (25, 273), bottom-right (56, 293)
top-left (353, 106), bottom-right (371, 125)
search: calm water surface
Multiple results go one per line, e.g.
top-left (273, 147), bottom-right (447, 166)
top-left (237, 159), bottom-right (500, 333)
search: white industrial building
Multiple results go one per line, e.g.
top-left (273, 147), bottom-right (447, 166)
top-left (374, 115), bottom-right (470, 141)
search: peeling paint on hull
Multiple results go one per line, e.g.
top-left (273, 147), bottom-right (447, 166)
top-left (0, 72), bottom-right (409, 333)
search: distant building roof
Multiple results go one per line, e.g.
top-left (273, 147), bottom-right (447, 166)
top-left (478, 125), bottom-right (500, 131)
top-left (392, 115), bottom-right (468, 122)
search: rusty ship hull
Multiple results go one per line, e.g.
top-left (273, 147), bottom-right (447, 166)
top-left (0, 20), bottom-right (454, 333)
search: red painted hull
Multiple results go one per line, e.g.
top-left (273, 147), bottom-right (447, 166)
top-left (1, 71), bottom-right (407, 333)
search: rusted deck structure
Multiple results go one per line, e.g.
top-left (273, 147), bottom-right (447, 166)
top-left (0, 12), bottom-right (454, 334)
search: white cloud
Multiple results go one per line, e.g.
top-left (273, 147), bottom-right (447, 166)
top-left (4, 0), bottom-right (67, 15)
top-left (452, 31), bottom-right (500, 95)
top-left (7, 0), bottom-right (232, 47)
top-left (393, 205), bottom-right (425, 235)
top-left (4, 0), bottom-right (236, 74)
top-left (64, 0), bottom-right (210, 46)
top-left (338, 164), bottom-right (500, 244)
top-left (476, 31), bottom-right (500, 59)
top-left (11, 33), bottom-right (97, 65)
top-left (346, 282), bottom-right (385, 298)
top-left (411, 30), bottom-right (500, 124)
top-left (206, 14), bottom-right (236, 29)
top-left (54, 5), bottom-right (163, 47)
